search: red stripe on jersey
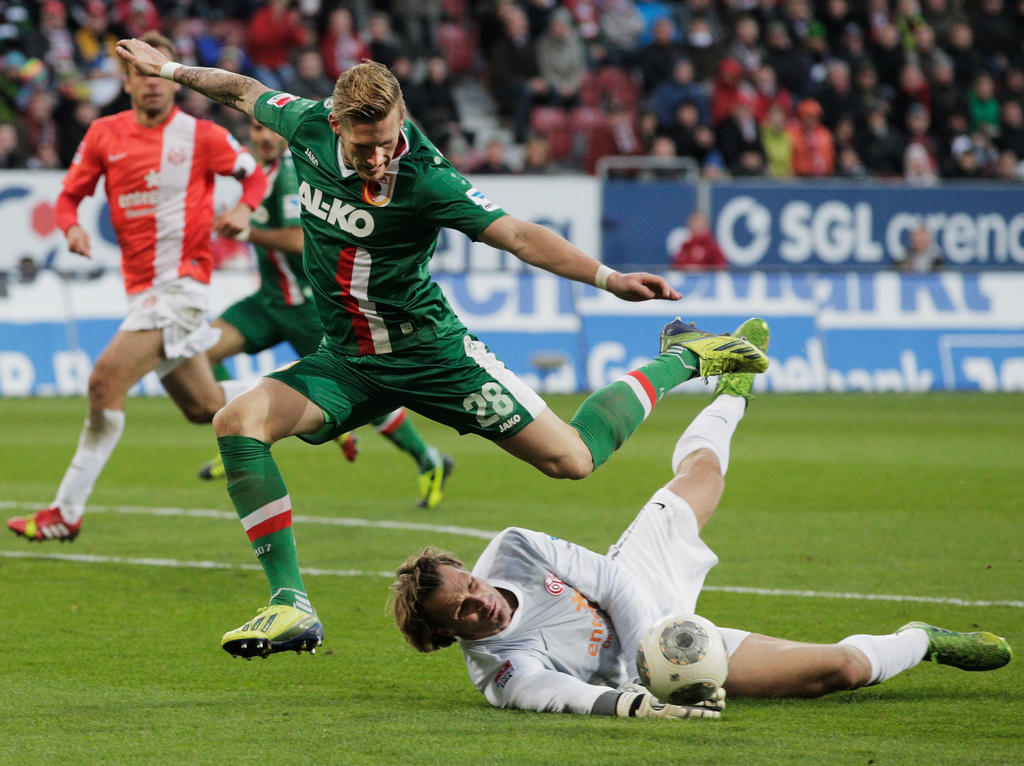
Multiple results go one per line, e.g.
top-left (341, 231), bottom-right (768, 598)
top-left (627, 370), bottom-right (657, 408)
top-left (268, 249), bottom-right (294, 306)
top-left (246, 509), bottom-right (292, 542)
top-left (334, 246), bottom-right (376, 355)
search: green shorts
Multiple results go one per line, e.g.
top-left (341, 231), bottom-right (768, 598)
top-left (219, 294), bottom-right (324, 357)
top-left (267, 332), bottom-right (547, 443)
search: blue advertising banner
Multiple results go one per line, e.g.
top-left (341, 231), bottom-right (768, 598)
top-left (2, 271), bottom-right (1023, 396)
top-left (711, 182), bottom-right (1024, 270)
top-left (601, 180), bottom-right (697, 270)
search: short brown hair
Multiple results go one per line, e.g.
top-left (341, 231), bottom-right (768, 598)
top-left (121, 30), bottom-right (178, 72)
top-left (390, 547), bottom-right (464, 653)
top-left (331, 60), bottom-right (405, 127)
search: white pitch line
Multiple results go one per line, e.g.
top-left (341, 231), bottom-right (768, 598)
top-left (2, 502), bottom-right (1020, 609)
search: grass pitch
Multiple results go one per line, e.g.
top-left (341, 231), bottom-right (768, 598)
top-left (1, 393), bottom-right (1021, 765)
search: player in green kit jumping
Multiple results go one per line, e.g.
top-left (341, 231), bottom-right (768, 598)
top-left (203, 118), bottom-right (454, 510)
top-left (116, 38), bottom-right (769, 659)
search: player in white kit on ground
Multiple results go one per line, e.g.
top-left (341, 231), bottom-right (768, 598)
top-left (391, 319), bottom-right (1012, 720)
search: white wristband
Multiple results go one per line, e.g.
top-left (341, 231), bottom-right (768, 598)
top-left (594, 264), bottom-right (617, 291)
top-left (159, 62), bottom-right (182, 81)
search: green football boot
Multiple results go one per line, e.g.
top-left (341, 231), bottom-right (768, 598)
top-left (659, 317), bottom-right (769, 380)
top-left (221, 604), bottom-right (324, 659)
top-left (417, 453), bottom-right (455, 510)
top-left (713, 317), bottom-right (770, 403)
top-left (897, 621), bottom-right (1012, 671)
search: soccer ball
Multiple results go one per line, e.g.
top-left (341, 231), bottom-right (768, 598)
top-left (635, 613), bottom-right (728, 705)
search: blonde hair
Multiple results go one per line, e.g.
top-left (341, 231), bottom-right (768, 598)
top-left (389, 547), bottom-right (464, 653)
top-left (331, 60), bottom-right (405, 127)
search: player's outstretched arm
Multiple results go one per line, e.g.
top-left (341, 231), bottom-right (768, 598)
top-left (478, 215), bottom-right (681, 303)
top-left (115, 37), bottom-right (270, 117)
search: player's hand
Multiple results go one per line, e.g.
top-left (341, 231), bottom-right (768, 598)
top-left (615, 688), bottom-right (725, 720)
top-left (606, 271), bottom-right (682, 302)
top-left (65, 224), bottom-right (91, 258)
top-left (215, 203), bottom-right (254, 240)
top-left (114, 37), bottom-right (170, 77)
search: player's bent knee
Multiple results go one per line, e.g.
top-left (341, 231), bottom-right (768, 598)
top-left (834, 645), bottom-right (872, 691)
top-left (212, 402), bottom-right (248, 437)
top-left (180, 400), bottom-right (220, 425)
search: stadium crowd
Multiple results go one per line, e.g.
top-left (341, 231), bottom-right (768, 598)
top-left (4, 0), bottom-right (1024, 181)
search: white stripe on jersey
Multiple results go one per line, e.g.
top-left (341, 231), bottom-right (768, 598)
top-left (462, 336), bottom-right (546, 417)
top-left (350, 246), bottom-right (392, 354)
top-left (153, 111), bottom-right (196, 285)
top-left (240, 495), bottom-right (291, 532)
top-left (269, 249), bottom-right (304, 305)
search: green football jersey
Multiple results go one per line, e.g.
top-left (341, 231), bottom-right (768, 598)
top-left (254, 91), bottom-right (507, 356)
top-left (251, 149), bottom-right (309, 307)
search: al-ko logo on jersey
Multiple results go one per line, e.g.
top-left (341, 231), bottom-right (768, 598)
top-left (715, 193), bottom-right (1024, 267)
top-left (298, 180), bottom-right (375, 236)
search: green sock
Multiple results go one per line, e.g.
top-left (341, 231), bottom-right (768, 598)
top-left (212, 361), bottom-right (231, 382)
top-left (373, 410), bottom-right (439, 472)
top-left (218, 435), bottom-right (311, 612)
top-left (570, 347), bottom-right (698, 470)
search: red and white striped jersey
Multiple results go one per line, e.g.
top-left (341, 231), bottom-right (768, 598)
top-left (57, 107), bottom-right (265, 294)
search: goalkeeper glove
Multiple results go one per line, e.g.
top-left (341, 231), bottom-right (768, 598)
top-left (614, 687), bottom-right (725, 720)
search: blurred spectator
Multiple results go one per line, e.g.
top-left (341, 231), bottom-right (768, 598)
top-left (789, 98), bottom-right (836, 176)
top-left (947, 134), bottom-right (986, 179)
top-left (0, 121), bottom-right (26, 167)
top-left (921, 0), bottom-right (962, 48)
top-left (726, 14), bottom-right (764, 74)
top-left (683, 13), bottom-right (725, 83)
top-left (476, 136), bottom-right (514, 174)
top-left (116, 0), bottom-right (162, 38)
top-left (366, 11), bottom-right (403, 70)
top-left (896, 225), bottom-right (944, 273)
top-left (17, 255), bottom-right (38, 283)
top-left (815, 59), bottom-right (859, 130)
top-left (926, 53), bottom-right (965, 137)
top-left (751, 63), bottom-right (792, 123)
top-left (54, 82), bottom-right (98, 167)
top-left (858, 104), bottom-right (906, 176)
top-left (971, 0), bottom-right (1016, 65)
top-left (890, 63), bottom-right (931, 131)
top-left (635, 16), bottom-right (684, 94)
top-left (994, 149), bottom-right (1024, 181)
top-left (488, 3), bottom-right (544, 142)
top-left (760, 103), bottom-right (794, 178)
top-left (661, 99), bottom-right (715, 165)
top-left (670, 211), bottom-right (728, 271)
top-left (282, 48), bottom-right (334, 100)
top-left (836, 145), bottom-right (869, 179)
top-left (822, 0), bottom-right (860, 52)
top-left (536, 8), bottom-right (586, 109)
top-left (73, 0), bottom-right (126, 108)
top-left (850, 62), bottom-right (893, 126)
top-left (967, 71), bottom-right (1000, 135)
top-left (904, 103), bottom-right (939, 169)
top-left (997, 100), bottom-right (1024, 158)
top-left (904, 142), bottom-right (938, 185)
top-left (320, 5), bottom-right (369, 81)
top-left (650, 57), bottom-right (707, 129)
top-left (906, 21), bottom-right (945, 77)
top-left (716, 91), bottom-right (765, 176)
top-left (710, 57), bottom-right (745, 126)
top-left (38, 0), bottom-right (76, 78)
top-left (640, 134), bottom-right (684, 180)
top-left (521, 135), bottom-right (555, 173)
top-left (404, 54), bottom-right (461, 148)
top-left (869, 21), bottom-right (905, 88)
top-left (763, 20), bottom-right (808, 97)
top-left (598, 0), bottom-right (645, 65)
top-left (389, 0), bottom-right (441, 55)
top-left (944, 20), bottom-right (982, 88)
top-left (837, 21), bottom-right (870, 69)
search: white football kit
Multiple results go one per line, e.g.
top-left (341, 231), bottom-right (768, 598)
top-left (459, 488), bottom-right (750, 715)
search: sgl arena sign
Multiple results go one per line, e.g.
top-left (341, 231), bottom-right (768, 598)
top-left (711, 183), bottom-right (1024, 269)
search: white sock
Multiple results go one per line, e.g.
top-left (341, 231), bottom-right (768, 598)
top-left (839, 630), bottom-right (929, 685)
top-left (219, 379), bottom-right (251, 405)
top-left (671, 395), bottom-right (746, 475)
top-left (53, 409), bottom-right (126, 524)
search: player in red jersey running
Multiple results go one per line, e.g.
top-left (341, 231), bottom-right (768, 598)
top-left (7, 31), bottom-right (268, 543)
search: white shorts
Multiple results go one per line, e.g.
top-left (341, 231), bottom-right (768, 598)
top-left (120, 278), bottom-right (221, 378)
top-left (606, 487), bottom-right (750, 657)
